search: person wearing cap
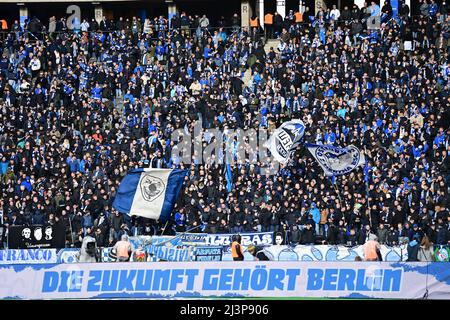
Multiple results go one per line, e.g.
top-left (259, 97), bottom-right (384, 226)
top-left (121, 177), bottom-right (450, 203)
top-left (406, 234), bottom-right (422, 261)
top-left (387, 225), bottom-right (399, 246)
top-left (409, 224), bottom-right (424, 242)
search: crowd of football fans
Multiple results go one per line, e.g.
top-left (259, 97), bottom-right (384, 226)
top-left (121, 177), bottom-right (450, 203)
top-left (0, 1), bottom-right (449, 253)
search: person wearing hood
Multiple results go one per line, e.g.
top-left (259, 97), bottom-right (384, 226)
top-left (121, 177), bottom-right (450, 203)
top-left (20, 177), bottom-right (32, 192)
top-left (76, 235), bottom-right (99, 262)
top-left (408, 224), bottom-right (424, 242)
top-left (418, 235), bottom-right (435, 262)
top-left (301, 223), bottom-right (316, 244)
top-left (231, 234), bottom-right (245, 261)
top-left (406, 234), bottom-right (421, 261)
top-left (309, 202), bottom-right (320, 235)
top-left (387, 225), bottom-right (399, 246)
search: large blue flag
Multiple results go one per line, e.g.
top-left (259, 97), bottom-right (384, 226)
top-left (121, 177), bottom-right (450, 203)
top-left (113, 168), bottom-right (189, 222)
top-left (226, 164), bottom-right (233, 193)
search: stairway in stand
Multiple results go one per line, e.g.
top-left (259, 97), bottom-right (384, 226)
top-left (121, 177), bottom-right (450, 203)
top-left (242, 39), bottom-right (279, 89)
top-left (264, 39), bottom-right (279, 54)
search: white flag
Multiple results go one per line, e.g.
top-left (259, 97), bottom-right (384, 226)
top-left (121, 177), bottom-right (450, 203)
top-left (266, 119), bottom-right (305, 163)
top-left (306, 143), bottom-right (365, 176)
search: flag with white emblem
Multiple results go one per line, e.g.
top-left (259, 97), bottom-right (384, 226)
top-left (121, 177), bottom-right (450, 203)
top-left (266, 119), bottom-right (305, 163)
top-left (113, 168), bottom-right (189, 221)
top-left (306, 143), bottom-right (365, 176)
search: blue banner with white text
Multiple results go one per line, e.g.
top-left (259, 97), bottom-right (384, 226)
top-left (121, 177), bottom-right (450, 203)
top-left (0, 249), bottom-right (58, 264)
top-left (0, 262), bottom-right (449, 299)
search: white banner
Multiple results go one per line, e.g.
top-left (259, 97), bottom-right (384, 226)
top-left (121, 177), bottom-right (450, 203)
top-left (221, 245), bottom-right (408, 262)
top-left (0, 261), bottom-right (449, 299)
top-left (265, 244), bottom-right (407, 261)
top-left (57, 249), bottom-right (80, 264)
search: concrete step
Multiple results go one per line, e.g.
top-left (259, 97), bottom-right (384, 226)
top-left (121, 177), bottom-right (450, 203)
top-left (264, 39), bottom-right (279, 54)
top-left (114, 97), bottom-right (124, 111)
top-left (242, 68), bottom-right (253, 88)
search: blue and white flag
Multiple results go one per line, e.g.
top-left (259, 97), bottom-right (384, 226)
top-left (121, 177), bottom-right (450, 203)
top-left (266, 119), bottom-right (305, 163)
top-left (225, 164), bottom-right (233, 192)
top-left (306, 143), bottom-right (365, 176)
top-left (113, 168), bottom-right (189, 222)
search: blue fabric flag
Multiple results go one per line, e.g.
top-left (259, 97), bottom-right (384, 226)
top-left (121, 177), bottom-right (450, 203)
top-left (226, 164), bottom-right (233, 193)
top-left (113, 168), bottom-right (189, 222)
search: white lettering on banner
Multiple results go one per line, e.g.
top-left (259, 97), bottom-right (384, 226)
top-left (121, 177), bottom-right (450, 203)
top-left (194, 247), bottom-right (223, 261)
top-left (204, 233), bottom-right (273, 246)
top-left (145, 245), bottom-right (192, 262)
top-left (0, 249), bottom-right (58, 264)
top-left (0, 262), bottom-right (449, 299)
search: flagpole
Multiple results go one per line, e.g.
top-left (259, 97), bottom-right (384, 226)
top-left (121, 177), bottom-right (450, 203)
top-left (331, 175), bottom-right (344, 209)
top-left (364, 147), bottom-right (372, 229)
top-left (161, 220), bottom-right (169, 235)
top-left (155, 224), bottom-right (202, 246)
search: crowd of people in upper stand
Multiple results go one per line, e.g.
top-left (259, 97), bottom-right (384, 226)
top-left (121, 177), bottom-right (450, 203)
top-left (0, 1), bottom-right (449, 257)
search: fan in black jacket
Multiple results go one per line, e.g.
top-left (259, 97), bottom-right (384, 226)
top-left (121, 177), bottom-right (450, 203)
top-left (325, 219), bottom-right (338, 245)
top-left (301, 223), bottom-right (315, 245)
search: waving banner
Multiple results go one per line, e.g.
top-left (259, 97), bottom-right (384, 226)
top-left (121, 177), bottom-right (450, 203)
top-left (435, 246), bottom-right (450, 262)
top-left (113, 168), bottom-right (189, 222)
top-left (266, 119), bottom-right (305, 163)
top-left (306, 143), bottom-right (365, 176)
